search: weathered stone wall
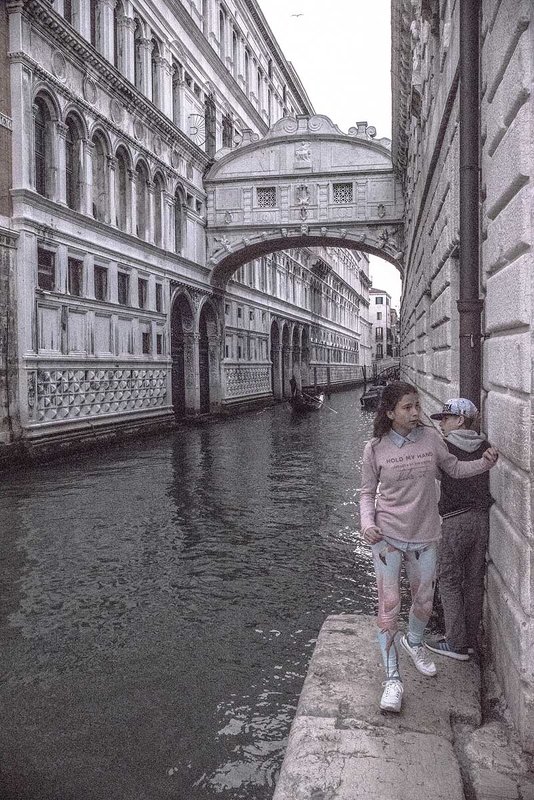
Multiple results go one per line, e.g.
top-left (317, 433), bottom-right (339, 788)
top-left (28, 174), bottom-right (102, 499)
top-left (396, 0), bottom-right (534, 751)
top-left (480, 0), bottom-right (534, 752)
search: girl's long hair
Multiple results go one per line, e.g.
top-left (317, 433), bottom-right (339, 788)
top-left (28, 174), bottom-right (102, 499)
top-left (373, 381), bottom-right (419, 439)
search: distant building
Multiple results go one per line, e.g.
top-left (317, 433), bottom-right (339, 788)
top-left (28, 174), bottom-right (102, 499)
top-left (0, 0), bottom-right (371, 457)
top-left (369, 288), bottom-right (392, 361)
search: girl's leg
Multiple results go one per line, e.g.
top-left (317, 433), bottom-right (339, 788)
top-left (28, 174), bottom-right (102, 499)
top-left (371, 542), bottom-right (403, 679)
top-left (404, 543), bottom-right (438, 644)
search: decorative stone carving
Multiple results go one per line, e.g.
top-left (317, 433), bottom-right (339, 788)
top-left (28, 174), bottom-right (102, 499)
top-left (294, 141), bottom-right (311, 169)
top-left (83, 75), bottom-right (97, 104)
top-left (133, 118), bottom-right (145, 141)
top-left (224, 211), bottom-right (232, 224)
top-left (296, 184), bottom-right (310, 219)
top-left (33, 367), bottom-right (168, 422)
top-left (110, 97), bottom-right (124, 124)
top-left (153, 134), bottom-right (162, 156)
top-left (52, 51), bottom-right (67, 81)
top-left (171, 149), bottom-right (182, 169)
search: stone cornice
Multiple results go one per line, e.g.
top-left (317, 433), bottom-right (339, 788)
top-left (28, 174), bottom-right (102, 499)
top-left (20, 0), bottom-right (210, 169)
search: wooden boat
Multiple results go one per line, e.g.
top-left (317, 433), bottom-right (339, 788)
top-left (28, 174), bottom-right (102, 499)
top-left (289, 391), bottom-right (325, 413)
top-left (360, 384), bottom-right (385, 411)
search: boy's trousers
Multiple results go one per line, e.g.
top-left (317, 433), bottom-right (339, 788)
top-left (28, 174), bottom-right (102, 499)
top-left (438, 509), bottom-right (489, 650)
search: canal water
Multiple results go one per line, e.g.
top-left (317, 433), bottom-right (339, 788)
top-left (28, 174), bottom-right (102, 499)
top-left (0, 387), bottom-right (379, 800)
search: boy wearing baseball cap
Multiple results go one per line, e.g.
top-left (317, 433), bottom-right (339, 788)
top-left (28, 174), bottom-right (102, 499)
top-left (425, 398), bottom-right (494, 660)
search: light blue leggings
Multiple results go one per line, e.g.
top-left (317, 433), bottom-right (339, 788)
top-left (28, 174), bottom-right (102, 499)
top-left (371, 540), bottom-right (438, 680)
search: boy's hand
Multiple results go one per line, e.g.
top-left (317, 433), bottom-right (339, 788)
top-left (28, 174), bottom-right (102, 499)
top-left (483, 447), bottom-right (499, 466)
top-left (363, 525), bottom-right (383, 544)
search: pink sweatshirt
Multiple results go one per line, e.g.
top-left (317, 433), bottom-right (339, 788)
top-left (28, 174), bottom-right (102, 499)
top-left (359, 426), bottom-right (492, 543)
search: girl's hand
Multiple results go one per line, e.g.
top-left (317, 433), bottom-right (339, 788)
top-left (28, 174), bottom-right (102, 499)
top-left (483, 447), bottom-right (499, 466)
top-left (363, 525), bottom-right (383, 544)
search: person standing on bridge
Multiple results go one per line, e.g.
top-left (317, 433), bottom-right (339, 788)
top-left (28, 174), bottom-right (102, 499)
top-left (359, 381), bottom-right (498, 714)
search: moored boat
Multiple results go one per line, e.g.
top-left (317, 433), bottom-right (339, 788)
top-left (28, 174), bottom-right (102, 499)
top-left (360, 384), bottom-right (385, 411)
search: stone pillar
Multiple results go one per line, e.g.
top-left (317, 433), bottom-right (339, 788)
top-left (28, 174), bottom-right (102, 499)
top-left (208, 335), bottom-right (221, 409)
top-left (48, 118), bottom-right (61, 203)
top-left (107, 155), bottom-right (116, 226)
top-left (99, 0), bottom-right (116, 61)
top-left (272, 343), bottom-right (283, 399)
top-left (11, 57), bottom-right (33, 190)
top-left (146, 180), bottom-right (155, 244)
top-left (156, 54), bottom-right (173, 117)
top-left (120, 15), bottom-right (136, 81)
top-left (183, 331), bottom-right (197, 415)
top-left (172, 65), bottom-right (185, 129)
top-left (83, 139), bottom-right (95, 216)
top-left (139, 37), bottom-right (153, 98)
top-left (127, 168), bottom-right (136, 235)
top-left (164, 191), bottom-right (175, 251)
top-left (79, 0), bottom-right (91, 41)
top-left (56, 121), bottom-right (68, 205)
top-left (236, 36), bottom-right (246, 91)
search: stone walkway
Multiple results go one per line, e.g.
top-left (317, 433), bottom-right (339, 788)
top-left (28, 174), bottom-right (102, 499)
top-left (273, 614), bottom-right (534, 800)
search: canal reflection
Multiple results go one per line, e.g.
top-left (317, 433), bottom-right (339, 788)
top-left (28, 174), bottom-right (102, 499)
top-left (0, 387), bottom-right (378, 800)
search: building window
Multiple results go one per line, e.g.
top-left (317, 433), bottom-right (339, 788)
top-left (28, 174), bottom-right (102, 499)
top-left (244, 49), bottom-right (250, 94)
top-left (225, 303), bottom-right (230, 316)
top-left (65, 116), bottom-right (83, 211)
top-left (138, 277), bottom-right (148, 308)
top-left (68, 257), bottom-right (83, 296)
top-left (237, 307), bottom-right (242, 320)
top-left (153, 174), bottom-right (164, 248)
top-left (134, 18), bottom-right (143, 91)
top-left (156, 333), bottom-right (163, 355)
top-left (249, 310), bottom-right (254, 322)
top-left (64, 0), bottom-right (72, 24)
top-left (117, 271), bottom-right (130, 305)
top-left (376, 343), bottom-right (383, 359)
top-left (376, 312), bottom-right (382, 320)
top-left (37, 248), bottom-right (55, 291)
top-left (90, 0), bottom-right (97, 47)
top-left (136, 161), bottom-right (149, 239)
top-left (94, 265), bottom-right (108, 301)
top-left (375, 327), bottom-right (384, 340)
top-left (155, 283), bottom-right (163, 312)
top-left (174, 190), bottom-right (183, 252)
top-left (332, 182), bottom-right (353, 204)
top-left (151, 38), bottom-right (161, 107)
top-left (375, 296), bottom-right (384, 304)
top-left (142, 331), bottom-right (151, 354)
top-left (34, 98), bottom-right (51, 198)
top-left (257, 187), bottom-right (276, 208)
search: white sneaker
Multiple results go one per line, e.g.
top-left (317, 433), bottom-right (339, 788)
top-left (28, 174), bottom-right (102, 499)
top-left (400, 635), bottom-right (437, 676)
top-left (380, 679), bottom-right (404, 713)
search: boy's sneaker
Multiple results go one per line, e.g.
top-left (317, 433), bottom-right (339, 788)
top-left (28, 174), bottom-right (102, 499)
top-left (380, 679), bottom-right (404, 713)
top-left (425, 637), bottom-right (469, 661)
top-left (400, 635), bottom-right (437, 676)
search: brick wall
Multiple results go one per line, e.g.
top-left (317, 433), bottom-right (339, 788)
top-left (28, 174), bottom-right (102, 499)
top-left (396, 0), bottom-right (534, 751)
top-left (481, 0), bottom-right (534, 752)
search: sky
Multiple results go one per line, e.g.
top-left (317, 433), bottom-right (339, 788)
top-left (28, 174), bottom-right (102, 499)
top-left (256, 0), bottom-right (402, 308)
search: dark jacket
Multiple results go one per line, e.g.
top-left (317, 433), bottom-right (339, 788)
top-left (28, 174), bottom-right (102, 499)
top-left (439, 430), bottom-right (493, 518)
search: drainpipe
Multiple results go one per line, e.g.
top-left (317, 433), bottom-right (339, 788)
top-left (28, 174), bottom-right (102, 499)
top-left (457, 1), bottom-right (483, 406)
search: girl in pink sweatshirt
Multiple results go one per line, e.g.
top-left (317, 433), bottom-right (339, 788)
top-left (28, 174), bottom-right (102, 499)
top-left (359, 382), bottom-right (498, 713)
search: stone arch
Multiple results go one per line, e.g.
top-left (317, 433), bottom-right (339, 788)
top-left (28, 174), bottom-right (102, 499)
top-left (170, 290), bottom-right (195, 418)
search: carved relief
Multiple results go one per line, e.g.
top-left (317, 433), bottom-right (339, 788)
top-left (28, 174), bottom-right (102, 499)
top-left (83, 75), bottom-right (97, 104)
top-left (110, 97), bottom-right (124, 124)
top-left (294, 141), bottom-right (311, 169)
top-left (52, 51), bottom-right (67, 81)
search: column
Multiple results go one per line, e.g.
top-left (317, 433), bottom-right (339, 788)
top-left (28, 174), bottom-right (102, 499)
top-left (83, 139), bottom-right (95, 216)
top-left (127, 168), bottom-right (136, 235)
top-left (157, 50), bottom-right (173, 118)
top-left (49, 118), bottom-right (61, 203)
top-left (183, 332), bottom-right (197, 415)
top-left (236, 36), bottom-right (246, 91)
top-left (120, 15), bottom-right (136, 81)
top-left (164, 191), bottom-right (175, 252)
top-left (56, 121), bottom-right (68, 205)
top-left (79, 0), bottom-right (91, 40)
top-left (172, 65), bottom-right (185, 129)
top-left (11, 56), bottom-right (33, 189)
top-left (107, 154), bottom-right (116, 226)
top-left (273, 344), bottom-right (283, 399)
top-left (139, 37), bottom-right (153, 98)
top-left (99, 0), bottom-right (116, 61)
top-left (208, 335), bottom-right (221, 409)
top-left (147, 180), bottom-right (155, 244)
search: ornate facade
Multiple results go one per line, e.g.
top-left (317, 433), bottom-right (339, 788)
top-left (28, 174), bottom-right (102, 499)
top-left (1, 0), bottom-right (372, 454)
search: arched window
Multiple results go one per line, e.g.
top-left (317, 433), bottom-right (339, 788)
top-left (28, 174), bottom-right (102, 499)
top-left (34, 97), bottom-right (53, 198)
top-left (232, 30), bottom-right (238, 78)
top-left (172, 59), bottom-right (182, 127)
top-left (134, 18), bottom-right (143, 91)
top-left (135, 161), bottom-right (149, 239)
top-left (219, 8), bottom-right (226, 59)
top-left (92, 133), bottom-right (108, 222)
top-left (153, 173), bottom-right (164, 248)
top-left (244, 49), bottom-right (250, 94)
top-left (151, 38), bottom-right (160, 107)
top-left (65, 115), bottom-right (83, 211)
top-left (174, 188), bottom-right (183, 253)
top-left (113, 1), bottom-right (123, 69)
top-left (115, 147), bottom-right (129, 231)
